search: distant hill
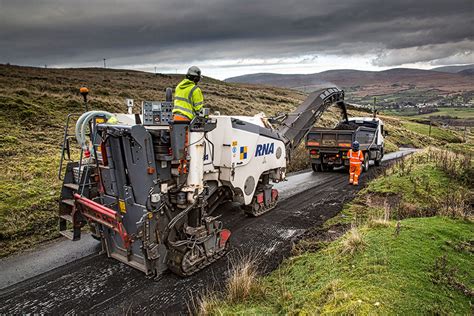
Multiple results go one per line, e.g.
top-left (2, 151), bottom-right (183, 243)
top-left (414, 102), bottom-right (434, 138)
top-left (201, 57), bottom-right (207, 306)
top-left (431, 64), bottom-right (474, 73)
top-left (226, 68), bottom-right (474, 92)
top-left (225, 68), bottom-right (474, 104)
top-left (458, 68), bottom-right (474, 76)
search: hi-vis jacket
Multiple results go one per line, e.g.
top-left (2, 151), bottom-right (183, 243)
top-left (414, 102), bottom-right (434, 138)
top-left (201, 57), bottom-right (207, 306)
top-left (172, 79), bottom-right (204, 120)
top-left (347, 149), bottom-right (364, 165)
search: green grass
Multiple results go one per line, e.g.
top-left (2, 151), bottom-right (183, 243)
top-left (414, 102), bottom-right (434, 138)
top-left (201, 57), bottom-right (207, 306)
top-left (0, 155), bottom-right (61, 255)
top-left (381, 116), bottom-right (433, 148)
top-left (207, 149), bottom-right (473, 315)
top-left (383, 139), bottom-right (399, 153)
top-left (402, 121), bottom-right (463, 144)
top-left (0, 114), bottom-right (63, 255)
top-left (383, 107), bottom-right (474, 120)
top-left (412, 107), bottom-right (474, 119)
top-left (446, 142), bottom-right (474, 156)
top-left (213, 217), bottom-right (473, 315)
top-left (382, 108), bottom-right (419, 116)
top-left (367, 164), bottom-right (448, 205)
top-left (328, 149), bottom-right (472, 227)
top-left (328, 163), bottom-right (450, 227)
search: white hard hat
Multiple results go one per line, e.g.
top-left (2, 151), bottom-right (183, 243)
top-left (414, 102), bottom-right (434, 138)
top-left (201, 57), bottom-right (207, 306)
top-left (187, 66), bottom-right (202, 78)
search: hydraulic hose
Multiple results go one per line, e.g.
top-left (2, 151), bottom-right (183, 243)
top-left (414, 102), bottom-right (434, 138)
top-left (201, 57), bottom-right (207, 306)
top-left (75, 111), bottom-right (113, 149)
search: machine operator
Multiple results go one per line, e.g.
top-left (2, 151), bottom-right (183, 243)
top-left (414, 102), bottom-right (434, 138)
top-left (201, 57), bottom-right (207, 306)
top-left (172, 66), bottom-right (204, 122)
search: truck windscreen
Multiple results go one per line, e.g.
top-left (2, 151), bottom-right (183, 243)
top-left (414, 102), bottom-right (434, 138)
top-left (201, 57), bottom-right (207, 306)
top-left (354, 121), bottom-right (378, 129)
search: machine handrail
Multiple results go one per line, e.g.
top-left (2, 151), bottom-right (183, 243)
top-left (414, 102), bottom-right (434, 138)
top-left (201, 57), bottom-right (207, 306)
top-left (58, 113), bottom-right (83, 180)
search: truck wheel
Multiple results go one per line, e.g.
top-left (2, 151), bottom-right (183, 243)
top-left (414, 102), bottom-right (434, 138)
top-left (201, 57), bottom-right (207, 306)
top-left (321, 164), bottom-right (332, 172)
top-left (375, 148), bottom-right (384, 166)
top-left (374, 157), bottom-right (382, 166)
top-left (311, 163), bottom-right (322, 172)
top-left (362, 153), bottom-right (370, 172)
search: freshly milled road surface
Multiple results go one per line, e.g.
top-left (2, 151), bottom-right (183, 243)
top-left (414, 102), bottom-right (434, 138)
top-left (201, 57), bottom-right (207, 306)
top-left (0, 149), bottom-right (416, 314)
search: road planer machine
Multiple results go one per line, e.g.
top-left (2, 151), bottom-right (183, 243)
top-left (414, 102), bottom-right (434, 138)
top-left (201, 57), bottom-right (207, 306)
top-left (58, 87), bottom-right (347, 277)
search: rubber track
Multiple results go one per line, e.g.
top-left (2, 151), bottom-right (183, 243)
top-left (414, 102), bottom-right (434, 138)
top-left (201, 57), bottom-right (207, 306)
top-left (167, 245), bottom-right (229, 277)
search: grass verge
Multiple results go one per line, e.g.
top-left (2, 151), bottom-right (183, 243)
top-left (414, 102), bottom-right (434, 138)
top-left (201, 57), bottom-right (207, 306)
top-left (200, 148), bottom-right (473, 315)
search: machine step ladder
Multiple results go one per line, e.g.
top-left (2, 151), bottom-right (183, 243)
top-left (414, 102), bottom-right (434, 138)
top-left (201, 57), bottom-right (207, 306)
top-left (58, 113), bottom-right (86, 241)
top-left (57, 112), bottom-right (104, 241)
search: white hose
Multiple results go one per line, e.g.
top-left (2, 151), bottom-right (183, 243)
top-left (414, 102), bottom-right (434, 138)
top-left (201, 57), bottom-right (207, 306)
top-left (79, 111), bottom-right (113, 148)
top-left (75, 111), bottom-right (113, 149)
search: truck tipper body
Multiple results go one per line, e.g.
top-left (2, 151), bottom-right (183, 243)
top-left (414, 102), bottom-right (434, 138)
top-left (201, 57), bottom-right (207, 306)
top-left (306, 117), bottom-right (385, 172)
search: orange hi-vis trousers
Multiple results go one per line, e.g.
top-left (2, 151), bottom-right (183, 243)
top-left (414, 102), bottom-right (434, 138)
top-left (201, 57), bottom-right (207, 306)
top-left (349, 163), bottom-right (362, 185)
top-left (348, 149), bottom-right (364, 185)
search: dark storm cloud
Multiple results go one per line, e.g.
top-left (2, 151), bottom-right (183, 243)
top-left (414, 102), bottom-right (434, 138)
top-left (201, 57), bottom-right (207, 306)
top-left (0, 0), bottom-right (472, 68)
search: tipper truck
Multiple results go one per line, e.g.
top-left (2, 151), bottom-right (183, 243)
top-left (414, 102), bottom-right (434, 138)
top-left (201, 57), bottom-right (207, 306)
top-left (306, 117), bottom-right (385, 172)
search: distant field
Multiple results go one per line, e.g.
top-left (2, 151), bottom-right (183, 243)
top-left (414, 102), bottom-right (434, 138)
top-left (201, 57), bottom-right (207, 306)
top-left (401, 121), bottom-right (464, 143)
top-left (383, 107), bottom-right (474, 119)
top-left (415, 107), bottom-right (474, 119)
top-left (381, 108), bottom-right (420, 116)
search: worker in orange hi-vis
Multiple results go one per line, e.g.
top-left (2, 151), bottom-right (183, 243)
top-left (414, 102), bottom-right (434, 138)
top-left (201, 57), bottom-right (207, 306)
top-left (347, 141), bottom-right (364, 185)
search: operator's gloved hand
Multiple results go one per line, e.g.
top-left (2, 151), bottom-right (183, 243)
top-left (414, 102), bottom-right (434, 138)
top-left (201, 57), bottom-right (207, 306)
top-left (198, 108), bottom-right (210, 118)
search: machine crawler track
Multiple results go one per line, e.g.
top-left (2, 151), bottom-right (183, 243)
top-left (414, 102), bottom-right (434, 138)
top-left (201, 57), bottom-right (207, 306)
top-left (168, 244), bottom-right (229, 277)
top-left (243, 199), bottom-right (278, 217)
top-left (243, 187), bottom-right (279, 217)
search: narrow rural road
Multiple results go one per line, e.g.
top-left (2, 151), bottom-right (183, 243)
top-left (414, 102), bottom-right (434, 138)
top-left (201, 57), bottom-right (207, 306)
top-left (0, 149), bottom-right (416, 314)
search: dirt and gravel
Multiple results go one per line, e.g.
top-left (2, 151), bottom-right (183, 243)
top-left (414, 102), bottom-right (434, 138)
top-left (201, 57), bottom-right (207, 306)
top-left (0, 151), bottom-right (413, 314)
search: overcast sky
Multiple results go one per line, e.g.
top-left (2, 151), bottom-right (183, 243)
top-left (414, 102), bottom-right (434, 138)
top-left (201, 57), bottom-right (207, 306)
top-left (1, 0), bottom-right (473, 79)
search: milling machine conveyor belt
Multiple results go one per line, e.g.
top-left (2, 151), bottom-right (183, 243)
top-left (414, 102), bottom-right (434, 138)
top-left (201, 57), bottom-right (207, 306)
top-left (278, 87), bottom-right (347, 152)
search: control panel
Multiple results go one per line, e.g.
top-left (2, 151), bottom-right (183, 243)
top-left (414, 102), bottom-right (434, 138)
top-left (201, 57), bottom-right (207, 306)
top-left (142, 101), bottom-right (173, 125)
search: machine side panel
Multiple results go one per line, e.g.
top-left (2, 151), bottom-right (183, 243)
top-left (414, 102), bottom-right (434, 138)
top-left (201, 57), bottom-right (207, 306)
top-left (207, 119), bottom-right (286, 204)
top-left (230, 134), bottom-right (286, 204)
top-left (123, 125), bottom-right (158, 205)
top-left (98, 125), bottom-right (163, 274)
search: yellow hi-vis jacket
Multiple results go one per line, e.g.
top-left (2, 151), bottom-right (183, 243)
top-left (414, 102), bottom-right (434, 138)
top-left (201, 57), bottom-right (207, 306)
top-left (172, 79), bottom-right (204, 120)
